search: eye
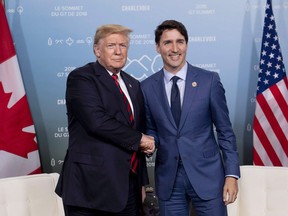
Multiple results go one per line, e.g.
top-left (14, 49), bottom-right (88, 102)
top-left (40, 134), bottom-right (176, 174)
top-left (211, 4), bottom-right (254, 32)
top-left (120, 44), bottom-right (128, 49)
top-left (177, 40), bottom-right (185, 44)
top-left (107, 44), bottom-right (115, 49)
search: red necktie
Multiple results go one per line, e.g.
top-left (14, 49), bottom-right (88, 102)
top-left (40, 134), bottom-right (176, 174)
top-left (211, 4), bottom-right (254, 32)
top-left (112, 74), bottom-right (138, 173)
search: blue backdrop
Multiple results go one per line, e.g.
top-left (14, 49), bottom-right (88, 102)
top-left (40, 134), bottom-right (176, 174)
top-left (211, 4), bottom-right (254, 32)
top-left (4, 0), bottom-right (288, 187)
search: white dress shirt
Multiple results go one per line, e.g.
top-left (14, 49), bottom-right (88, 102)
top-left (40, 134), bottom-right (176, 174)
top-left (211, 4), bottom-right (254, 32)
top-left (107, 70), bottom-right (134, 115)
top-left (163, 62), bottom-right (188, 107)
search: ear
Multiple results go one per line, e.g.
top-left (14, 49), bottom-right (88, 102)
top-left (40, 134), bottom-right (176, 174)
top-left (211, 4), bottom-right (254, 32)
top-left (94, 45), bottom-right (101, 58)
top-left (156, 44), bottom-right (160, 54)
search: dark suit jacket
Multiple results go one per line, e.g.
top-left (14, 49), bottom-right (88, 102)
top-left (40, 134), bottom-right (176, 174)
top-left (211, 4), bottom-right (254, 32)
top-left (55, 61), bottom-right (149, 212)
top-left (141, 63), bottom-right (240, 201)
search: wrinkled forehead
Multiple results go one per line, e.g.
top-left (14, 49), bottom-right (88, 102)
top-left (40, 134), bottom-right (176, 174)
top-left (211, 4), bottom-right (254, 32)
top-left (98, 33), bottom-right (130, 45)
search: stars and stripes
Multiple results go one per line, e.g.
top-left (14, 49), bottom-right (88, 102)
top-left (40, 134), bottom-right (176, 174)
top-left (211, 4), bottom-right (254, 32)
top-left (253, 0), bottom-right (288, 166)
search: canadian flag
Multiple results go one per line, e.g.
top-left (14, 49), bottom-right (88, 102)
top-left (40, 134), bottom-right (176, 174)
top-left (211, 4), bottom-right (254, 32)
top-left (0, 3), bottom-right (41, 178)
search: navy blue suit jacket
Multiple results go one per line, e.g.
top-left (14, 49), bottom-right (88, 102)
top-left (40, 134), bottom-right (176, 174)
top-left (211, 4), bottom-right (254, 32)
top-left (56, 61), bottom-right (149, 212)
top-left (141, 63), bottom-right (240, 201)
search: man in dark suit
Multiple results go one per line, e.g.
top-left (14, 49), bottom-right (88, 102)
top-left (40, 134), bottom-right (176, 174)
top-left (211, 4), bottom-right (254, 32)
top-left (141, 20), bottom-right (240, 216)
top-left (56, 24), bottom-right (155, 216)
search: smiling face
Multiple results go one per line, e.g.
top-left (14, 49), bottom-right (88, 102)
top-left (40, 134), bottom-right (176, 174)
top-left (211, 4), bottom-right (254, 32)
top-left (156, 29), bottom-right (188, 74)
top-left (94, 33), bottom-right (129, 73)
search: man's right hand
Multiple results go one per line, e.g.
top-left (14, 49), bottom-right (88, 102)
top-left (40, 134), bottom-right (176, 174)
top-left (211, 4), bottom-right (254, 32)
top-left (140, 134), bottom-right (155, 154)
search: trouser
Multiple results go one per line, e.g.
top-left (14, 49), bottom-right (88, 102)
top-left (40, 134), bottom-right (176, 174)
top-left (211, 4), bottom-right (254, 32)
top-left (64, 172), bottom-right (140, 216)
top-left (159, 161), bottom-right (227, 216)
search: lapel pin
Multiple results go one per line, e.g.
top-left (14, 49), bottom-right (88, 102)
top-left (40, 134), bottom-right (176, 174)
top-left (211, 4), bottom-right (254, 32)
top-left (192, 82), bottom-right (197, 87)
top-left (129, 84), bottom-right (132, 88)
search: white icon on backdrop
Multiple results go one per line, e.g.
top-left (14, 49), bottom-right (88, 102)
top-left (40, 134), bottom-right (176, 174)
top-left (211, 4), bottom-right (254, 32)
top-left (51, 158), bottom-right (64, 167)
top-left (51, 158), bottom-right (55, 167)
top-left (47, 36), bottom-right (93, 46)
top-left (86, 37), bottom-right (93, 45)
top-left (124, 54), bottom-right (162, 80)
top-left (66, 37), bottom-right (74, 46)
top-left (17, 6), bottom-right (24, 15)
top-left (48, 37), bottom-right (53, 46)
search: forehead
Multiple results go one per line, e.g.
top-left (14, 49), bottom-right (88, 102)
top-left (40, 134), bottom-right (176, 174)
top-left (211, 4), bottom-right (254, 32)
top-left (160, 29), bottom-right (185, 41)
top-left (101, 33), bottom-right (129, 43)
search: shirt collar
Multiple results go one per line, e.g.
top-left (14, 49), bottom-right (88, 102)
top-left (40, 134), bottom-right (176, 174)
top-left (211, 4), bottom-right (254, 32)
top-left (107, 70), bottom-right (121, 78)
top-left (163, 62), bottom-right (188, 84)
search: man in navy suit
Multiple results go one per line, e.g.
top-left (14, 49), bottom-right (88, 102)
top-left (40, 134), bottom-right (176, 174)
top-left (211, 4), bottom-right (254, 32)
top-left (141, 20), bottom-right (240, 216)
top-left (56, 24), bottom-right (155, 216)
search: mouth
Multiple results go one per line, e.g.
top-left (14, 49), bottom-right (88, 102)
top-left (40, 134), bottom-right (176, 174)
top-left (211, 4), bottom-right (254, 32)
top-left (113, 59), bottom-right (123, 62)
top-left (169, 53), bottom-right (181, 60)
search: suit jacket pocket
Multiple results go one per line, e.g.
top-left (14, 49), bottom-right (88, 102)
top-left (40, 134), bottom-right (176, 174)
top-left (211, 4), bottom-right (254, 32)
top-left (70, 152), bottom-right (104, 167)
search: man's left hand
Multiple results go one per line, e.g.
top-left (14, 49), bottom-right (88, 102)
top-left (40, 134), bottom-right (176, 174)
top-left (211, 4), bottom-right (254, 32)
top-left (223, 176), bottom-right (238, 205)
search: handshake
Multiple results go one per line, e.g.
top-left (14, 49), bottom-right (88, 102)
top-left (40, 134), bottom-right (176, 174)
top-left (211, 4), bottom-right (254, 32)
top-left (139, 134), bottom-right (155, 155)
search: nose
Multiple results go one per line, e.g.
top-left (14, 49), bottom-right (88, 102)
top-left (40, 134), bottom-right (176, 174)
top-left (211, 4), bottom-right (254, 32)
top-left (171, 42), bottom-right (178, 52)
top-left (114, 45), bottom-right (121, 54)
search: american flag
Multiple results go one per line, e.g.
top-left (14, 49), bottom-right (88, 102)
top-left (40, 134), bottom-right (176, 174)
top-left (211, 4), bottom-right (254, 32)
top-left (253, 0), bottom-right (288, 166)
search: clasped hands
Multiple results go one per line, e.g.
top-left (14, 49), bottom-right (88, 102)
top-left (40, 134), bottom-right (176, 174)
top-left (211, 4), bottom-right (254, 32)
top-left (139, 134), bottom-right (155, 155)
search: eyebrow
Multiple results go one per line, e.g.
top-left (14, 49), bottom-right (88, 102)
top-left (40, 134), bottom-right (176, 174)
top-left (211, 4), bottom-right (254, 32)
top-left (162, 38), bottom-right (185, 43)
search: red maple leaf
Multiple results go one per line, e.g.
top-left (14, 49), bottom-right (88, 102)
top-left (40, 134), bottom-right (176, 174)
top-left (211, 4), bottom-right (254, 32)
top-left (0, 81), bottom-right (38, 158)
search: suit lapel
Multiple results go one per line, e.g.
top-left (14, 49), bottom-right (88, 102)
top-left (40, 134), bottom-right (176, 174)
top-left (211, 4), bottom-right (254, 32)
top-left (151, 70), bottom-right (177, 127)
top-left (94, 62), bottom-right (131, 125)
top-left (121, 72), bottom-right (137, 124)
top-left (179, 64), bottom-right (198, 130)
